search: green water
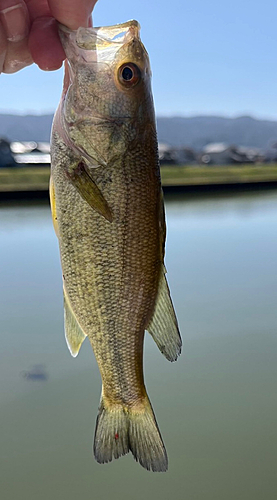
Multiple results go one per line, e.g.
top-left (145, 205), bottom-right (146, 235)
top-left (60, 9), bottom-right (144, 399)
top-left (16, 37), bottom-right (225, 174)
top-left (0, 190), bottom-right (276, 500)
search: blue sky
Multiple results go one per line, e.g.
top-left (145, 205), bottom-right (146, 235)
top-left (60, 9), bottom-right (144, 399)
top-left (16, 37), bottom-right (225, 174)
top-left (1, 0), bottom-right (277, 118)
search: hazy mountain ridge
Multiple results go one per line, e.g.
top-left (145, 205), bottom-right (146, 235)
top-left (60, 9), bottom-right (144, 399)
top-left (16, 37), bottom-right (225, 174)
top-left (157, 116), bottom-right (277, 149)
top-left (1, 113), bottom-right (277, 150)
top-left (0, 114), bottom-right (53, 143)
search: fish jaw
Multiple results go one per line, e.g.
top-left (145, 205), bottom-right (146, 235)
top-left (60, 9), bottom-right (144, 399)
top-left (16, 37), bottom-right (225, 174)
top-left (55, 21), bottom-right (154, 169)
top-left (59, 20), bottom-right (142, 64)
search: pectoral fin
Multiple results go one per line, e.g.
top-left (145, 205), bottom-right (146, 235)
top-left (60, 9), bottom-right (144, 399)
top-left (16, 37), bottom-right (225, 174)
top-left (49, 176), bottom-right (59, 237)
top-left (147, 268), bottom-right (182, 362)
top-left (64, 288), bottom-right (86, 357)
top-left (69, 161), bottom-right (113, 222)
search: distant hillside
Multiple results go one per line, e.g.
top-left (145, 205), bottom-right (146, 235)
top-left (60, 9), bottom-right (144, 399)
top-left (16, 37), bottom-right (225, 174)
top-left (1, 113), bottom-right (277, 150)
top-left (157, 116), bottom-right (277, 149)
top-left (0, 114), bottom-right (53, 142)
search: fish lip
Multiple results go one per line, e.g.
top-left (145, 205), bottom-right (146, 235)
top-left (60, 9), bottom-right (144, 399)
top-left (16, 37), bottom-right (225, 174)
top-left (58, 20), bottom-right (140, 44)
top-left (58, 20), bottom-right (141, 58)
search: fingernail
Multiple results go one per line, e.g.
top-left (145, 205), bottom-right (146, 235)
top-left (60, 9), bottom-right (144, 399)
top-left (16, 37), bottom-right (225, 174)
top-left (0, 2), bottom-right (29, 42)
top-left (4, 58), bottom-right (29, 73)
top-left (42, 64), bottom-right (63, 71)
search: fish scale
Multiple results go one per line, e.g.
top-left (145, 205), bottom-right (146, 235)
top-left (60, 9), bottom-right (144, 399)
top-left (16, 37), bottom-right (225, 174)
top-left (54, 150), bottom-right (157, 397)
top-left (50, 20), bottom-right (181, 472)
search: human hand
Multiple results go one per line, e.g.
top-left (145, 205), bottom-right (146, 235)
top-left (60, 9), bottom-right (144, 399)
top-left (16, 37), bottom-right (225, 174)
top-left (0, 0), bottom-right (97, 73)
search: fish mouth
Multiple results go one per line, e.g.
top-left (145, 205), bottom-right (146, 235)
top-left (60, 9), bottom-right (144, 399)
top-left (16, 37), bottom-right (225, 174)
top-left (59, 20), bottom-right (141, 63)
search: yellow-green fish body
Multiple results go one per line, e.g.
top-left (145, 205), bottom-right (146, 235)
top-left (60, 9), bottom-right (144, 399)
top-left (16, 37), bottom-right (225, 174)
top-left (50, 21), bottom-right (181, 472)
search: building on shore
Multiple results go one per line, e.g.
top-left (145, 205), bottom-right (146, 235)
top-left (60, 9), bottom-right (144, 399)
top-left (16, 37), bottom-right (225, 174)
top-left (200, 142), bottom-right (265, 165)
top-left (10, 141), bottom-right (50, 166)
top-left (0, 138), bottom-right (51, 167)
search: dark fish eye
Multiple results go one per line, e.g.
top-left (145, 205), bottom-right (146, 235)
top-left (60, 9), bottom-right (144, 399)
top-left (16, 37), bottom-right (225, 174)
top-left (118, 63), bottom-right (141, 87)
top-left (122, 66), bottom-right (133, 81)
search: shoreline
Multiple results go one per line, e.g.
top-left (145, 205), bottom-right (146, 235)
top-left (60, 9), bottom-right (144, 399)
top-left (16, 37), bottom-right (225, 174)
top-left (1, 165), bottom-right (277, 199)
top-left (1, 181), bottom-right (277, 202)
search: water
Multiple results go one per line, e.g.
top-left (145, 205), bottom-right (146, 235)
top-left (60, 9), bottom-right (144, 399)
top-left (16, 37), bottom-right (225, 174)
top-left (0, 190), bottom-right (276, 500)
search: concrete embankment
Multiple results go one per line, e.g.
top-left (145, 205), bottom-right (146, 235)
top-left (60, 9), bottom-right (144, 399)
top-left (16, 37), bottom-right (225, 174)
top-left (1, 164), bottom-right (277, 198)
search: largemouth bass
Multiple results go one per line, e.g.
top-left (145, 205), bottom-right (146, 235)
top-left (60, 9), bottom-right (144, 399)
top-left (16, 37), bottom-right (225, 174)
top-left (50, 20), bottom-right (181, 472)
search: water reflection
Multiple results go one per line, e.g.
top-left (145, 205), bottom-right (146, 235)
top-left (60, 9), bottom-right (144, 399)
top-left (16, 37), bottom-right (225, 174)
top-left (0, 189), bottom-right (276, 500)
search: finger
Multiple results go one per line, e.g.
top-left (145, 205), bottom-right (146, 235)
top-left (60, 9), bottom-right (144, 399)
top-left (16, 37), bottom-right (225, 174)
top-left (24, 0), bottom-right (51, 22)
top-left (3, 37), bottom-right (32, 73)
top-left (28, 16), bottom-right (65, 70)
top-left (25, 1), bottom-right (64, 71)
top-left (0, 0), bottom-right (30, 42)
top-left (47, 0), bottom-right (97, 30)
top-left (0, 21), bottom-right (7, 73)
top-left (0, 0), bottom-right (32, 74)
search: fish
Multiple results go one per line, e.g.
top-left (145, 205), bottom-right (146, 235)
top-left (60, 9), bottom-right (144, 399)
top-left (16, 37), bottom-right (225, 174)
top-left (50, 20), bottom-right (181, 472)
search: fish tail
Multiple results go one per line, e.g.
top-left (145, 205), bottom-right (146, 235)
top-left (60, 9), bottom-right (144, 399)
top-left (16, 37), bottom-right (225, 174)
top-left (128, 398), bottom-right (168, 472)
top-left (93, 394), bottom-right (168, 472)
top-left (93, 398), bottom-right (129, 463)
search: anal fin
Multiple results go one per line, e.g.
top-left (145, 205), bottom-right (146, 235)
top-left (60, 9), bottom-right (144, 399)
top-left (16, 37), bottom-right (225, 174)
top-left (64, 288), bottom-right (86, 357)
top-left (147, 269), bottom-right (182, 362)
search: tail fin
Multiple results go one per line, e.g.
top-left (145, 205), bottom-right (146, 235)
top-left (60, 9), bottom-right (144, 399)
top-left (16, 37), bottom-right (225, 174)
top-left (128, 403), bottom-right (168, 472)
top-left (93, 396), bottom-right (168, 472)
top-left (93, 400), bottom-right (129, 463)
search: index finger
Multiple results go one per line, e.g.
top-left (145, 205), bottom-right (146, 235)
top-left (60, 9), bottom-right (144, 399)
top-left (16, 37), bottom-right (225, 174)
top-left (47, 0), bottom-right (97, 30)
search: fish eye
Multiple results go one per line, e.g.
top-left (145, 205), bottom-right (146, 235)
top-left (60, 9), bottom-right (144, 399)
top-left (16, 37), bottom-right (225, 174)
top-left (118, 63), bottom-right (141, 87)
